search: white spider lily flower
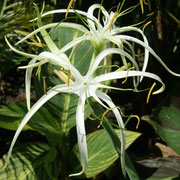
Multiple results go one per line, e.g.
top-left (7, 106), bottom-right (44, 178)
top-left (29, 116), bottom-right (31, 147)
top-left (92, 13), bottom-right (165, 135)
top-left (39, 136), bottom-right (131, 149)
top-left (18, 3), bottom-right (180, 82)
top-left (3, 48), bottom-right (165, 177)
top-left (20, 4), bottom-right (148, 70)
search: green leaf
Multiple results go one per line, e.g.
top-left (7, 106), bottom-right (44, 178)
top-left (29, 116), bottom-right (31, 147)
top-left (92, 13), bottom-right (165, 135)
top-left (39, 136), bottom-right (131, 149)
top-left (71, 129), bottom-right (141, 178)
top-left (0, 103), bottom-right (32, 131)
top-left (34, 27), bottom-right (93, 135)
top-left (0, 102), bottom-right (61, 147)
top-left (88, 101), bottom-right (140, 179)
top-left (102, 118), bottom-right (140, 180)
top-left (142, 96), bottom-right (180, 155)
top-left (137, 157), bottom-right (180, 179)
top-left (0, 143), bottom-right (60, 180)
top-left (146, 177), bottom-right (180, 180)
top-left (50, 26), bottom-right (94, 75)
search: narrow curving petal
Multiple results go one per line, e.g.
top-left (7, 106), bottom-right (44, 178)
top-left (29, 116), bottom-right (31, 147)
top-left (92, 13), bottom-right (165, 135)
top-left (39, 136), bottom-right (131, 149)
top-left (87, 4), bottom-right (109, 30)
top-left (92, 93), bottom-right (110, 110)
top-left (121, 40), bottom-right (136, 60)
top-left (69, 91), bottom-right (88, 177)
top-left (18, 59), bottom-right (49, 70)
top-left (106, 37), bottom-right (129, 69)
top-left (15, 23), bottom-right (89, 46)
top-left (23, 55), bottom-right (48, 110)
top-left (3, 84), bottom-right (71, 170)
top-left (94, 70), bottom-right (165, 94)
top-left (5, 37), bottom-right (36, 58)
top-left (115, 35), bottom-right (180, 77)
top-left (57, 35), bottom-right (90, 55)
top-left (86, 48), bottom-right (139, 77)
top-left (96, 90), bottom-right (126, 176)
top-left (112, 26), bottom-right (149, 81)
top-left (38, 52), bottom-right (81, 78)
top-left (25, 57), bottom-right (39, 110)
top-left (30, 9), bottom-right (88, 22)
top-left (106, 37), bottom-right (139, 70)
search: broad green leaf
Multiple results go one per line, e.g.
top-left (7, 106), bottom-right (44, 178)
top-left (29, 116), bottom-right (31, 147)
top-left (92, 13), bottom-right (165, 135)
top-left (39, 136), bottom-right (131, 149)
top-left (0, 102), bottom-right (61, 147)
top-left (142, 96), bottom-right (180, 155)
top-left (146, 177), bottom-right (180, 180)
top-left (88, 101), bottom-right (140, 179)
top-left (0, 115), bottom-right (32, 131)
top-left (0, 143), bottom-right (60, 180)
top-left (50, 26), bottom-right (94, 75)
top-left (71, 129), bottom-right (141, 178)
top-left (0, 103), bottom-right (29, 117)
top-left (137, 157), bottom-right (180, 179)
top-left (34, 27), bottom-right (93, 135)
top-left (0, 103), bottom-right (32, 131)
top-left (125, 152), bottom-right (140, 180)
top-left (102, 118), bottom-right (140, 180)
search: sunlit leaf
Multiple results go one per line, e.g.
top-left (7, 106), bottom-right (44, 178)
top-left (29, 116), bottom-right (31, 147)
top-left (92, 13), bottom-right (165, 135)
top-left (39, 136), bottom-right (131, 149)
top-left (0, 143), bottom-right (60, 179)
top-left (71, 129), bottom-right (141, 178)
top-left (0, 102), bottom-right (61, 147)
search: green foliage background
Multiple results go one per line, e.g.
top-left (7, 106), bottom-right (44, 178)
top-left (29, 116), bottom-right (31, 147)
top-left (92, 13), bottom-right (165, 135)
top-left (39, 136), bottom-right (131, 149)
top-left (0, 0), bottom-right (180, 179)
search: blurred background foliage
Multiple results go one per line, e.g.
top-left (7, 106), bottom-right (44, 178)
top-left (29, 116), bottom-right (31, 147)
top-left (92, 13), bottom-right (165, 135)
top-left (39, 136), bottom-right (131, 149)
top-left (0, 0), bottom-right (180, 179)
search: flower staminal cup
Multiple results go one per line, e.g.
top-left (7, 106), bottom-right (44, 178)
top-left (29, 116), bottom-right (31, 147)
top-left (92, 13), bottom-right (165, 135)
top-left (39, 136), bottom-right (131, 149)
top-left (3, 47), bottom-right (165, 176)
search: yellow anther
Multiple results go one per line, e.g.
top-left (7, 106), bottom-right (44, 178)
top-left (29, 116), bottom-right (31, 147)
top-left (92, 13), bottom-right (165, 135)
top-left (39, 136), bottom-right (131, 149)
top-left (27, 42), bottom-right (46, 48)
top-left (146, 12), bottom-right (155, 17)
top-left (140, 0), bottom-right (148, 14)
top-left (36, 65), bottom-right (41, 76)
top-left (65, 0), bottom-right (76, 18)
top-left (140, 0), bottom-right (144, 14)
top-left (130, 115), bottom-right (140, 129)
top-left (42, 76), bottom-right (47, 94)
top-left (143, 0), bottom-right (149, 5)
top-left (122, 67), bottom-right (135, 84)
top-left (142, 21), bottom-right (152, 35)
top-left (109, 3), bottom-right (120, 32)
top-left (146, 82), bottom-right (156, 104)
top-left (67, 69), bottom-right (71, 86)
top-left (97, 109), bottom-right (109, 128)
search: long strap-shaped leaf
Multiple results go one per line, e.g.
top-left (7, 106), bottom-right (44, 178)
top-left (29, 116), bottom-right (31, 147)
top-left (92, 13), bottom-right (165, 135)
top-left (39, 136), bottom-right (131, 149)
top-left (102, 117), bottom-right (140, 180)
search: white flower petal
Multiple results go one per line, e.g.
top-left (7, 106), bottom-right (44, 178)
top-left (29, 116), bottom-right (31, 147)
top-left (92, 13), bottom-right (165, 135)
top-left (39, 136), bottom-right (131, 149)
top-left (106, 38), bottom-right (139, 70)
top-left (112, 26), bottom-right (149, 81)
top-left (115, 35), bottom-right (180, 77)
top-left (69, 91), bottom-right (88, 177)
top-left (96, 90), bottom-right (126, 176)
top-left (18, 60), bottom-right (48, 69)
top-left (15, 23), bottom-right (88, 46)
top-left (87, 48), bottom-right (139, 77)
top-left (92, 93), bottom-right (109, 109)
top-left (57, 35), bottom-right (90, 55)
top-left (30, 9), bottom-right (88, 22)
top-left (87, 4), bottom-right (109, 30)
top-left (38, 52), bottom-right (81, 78)
top-left (94, 71), bottom-right (165, 94)
top-left (3, 84), bottom-right (70, 169)
top-left (5, 37), bottom-right (35, 58)
top-left (23, 56), bottom-right (48, 110)
top-left (25, 57), bottom-right (39, 110)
